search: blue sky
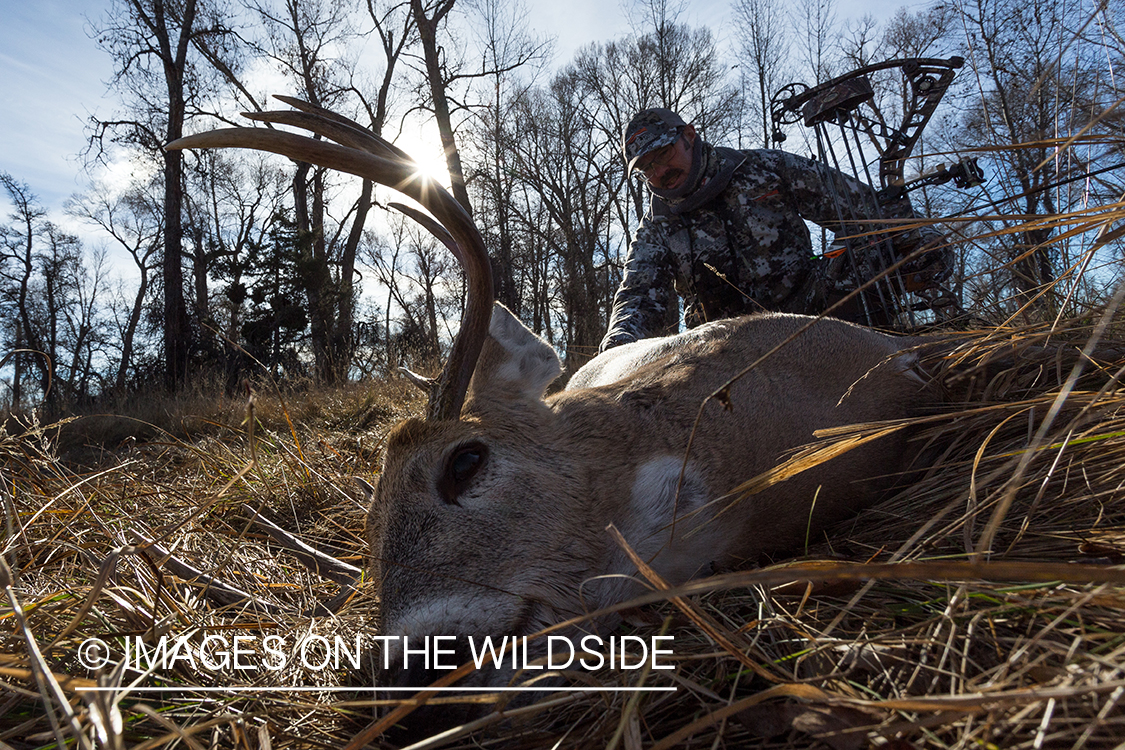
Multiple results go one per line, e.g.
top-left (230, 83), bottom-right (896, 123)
top-left (0, 0), bottom-right (908, 222)
top-left (1, 0), bottom-right (115, 209)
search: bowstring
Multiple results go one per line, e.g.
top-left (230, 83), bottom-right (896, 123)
top-left (811, 109), bottom-right (912, 328)
top-left (812, 122), bottom-right (880, 326)
top-left (832, 115), bottom-right (911, 326)
top-left (842, 113), bottom-right (918, 327)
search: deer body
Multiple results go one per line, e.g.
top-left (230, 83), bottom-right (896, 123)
top-left (370, 304), bottom-right (932, 680)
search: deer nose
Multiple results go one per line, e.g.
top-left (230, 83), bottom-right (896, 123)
top-left (378, 662), bottom-right (477, 744)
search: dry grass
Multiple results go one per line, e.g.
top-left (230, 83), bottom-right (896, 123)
top-left (1, 308), bottom-right (1123, 750)
top-left (0, 377), bottom-right (423, 749)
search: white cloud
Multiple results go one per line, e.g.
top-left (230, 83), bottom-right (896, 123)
top-left (0, 1), bottom-right (112, 208)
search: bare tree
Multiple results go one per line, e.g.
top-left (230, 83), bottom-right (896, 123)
top-left (953, 0), bottom-right (1123, 317)
top-left (67, 181), bottom-right (164, 392)
top-left (363, 215), bottom-right (454, 367)
top-left (881, 5), bottom-right (959, 59)
top-left (504, 77), bottom-right (622, 369)
top-left (794, 0), bottom-right (839, 84)
top-left (733, 0), bottom-right (791, 147)
top-left (408, 0), bottom-right (551, 216)
top-left (182, 0), bottom-right (413, 383)
top-left (409, 0), bottom-right (474, 214)
top-left (0, 175), bottom-right (110, 409)
top-left (89, 0), bottom-right (228, 390)
top-left (325, 0), bottom-right (416, 380)
top-left (246, 0), bottom-right (367, 382)
top-left (0, 173), bottom-right (50, 407)
top-left (462, 0), bottom-right (550, 312)
top-left (197, 154), bottom-right (285, 336)
top-left (52, 241), bottom-right (111, 406)
top-left (362, 227), bottom-right (407, 373)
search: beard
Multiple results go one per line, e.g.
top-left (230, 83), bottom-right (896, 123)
top-left (655, 169), bottom-right (685, 190)
top-left (650, 136), bottom-right (705, 204)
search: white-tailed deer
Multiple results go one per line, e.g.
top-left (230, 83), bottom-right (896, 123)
top-left (168, 101), bottom-right (937, 698)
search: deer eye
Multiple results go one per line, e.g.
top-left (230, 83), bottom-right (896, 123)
top-left (438, 443), bottom-right (488, 504)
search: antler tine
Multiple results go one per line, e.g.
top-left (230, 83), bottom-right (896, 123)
top-left (166, 108), bottom-right (494, 423)
top-left (245, 98), bottom-right (462, 260)
top-left (388, 202), bottom-right (463, 262)
top-left (247, 100), bottom-right (463, 258)
top-left (248, 95), bottom-right (414, 163)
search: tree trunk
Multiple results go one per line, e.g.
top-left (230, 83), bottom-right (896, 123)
top-left (332, 179), bottom-right (372, 381)
top-left (117, 264), bottom-right (148, 392)
top-left (12, 321), bottom-right (22, 411)
top-left (410, 0), bottom-right (473, 216)
top-left (153, 0), bottom-right (198, 390)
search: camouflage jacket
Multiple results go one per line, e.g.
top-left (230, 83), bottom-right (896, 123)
top-left (600, 145), bottom-right (937, 351)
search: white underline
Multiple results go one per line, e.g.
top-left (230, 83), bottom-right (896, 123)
top-left (73, 686), bottom-right (677, 693)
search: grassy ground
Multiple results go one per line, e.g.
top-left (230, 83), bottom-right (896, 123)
top-left (1, 307), bottom-right (1124, 749)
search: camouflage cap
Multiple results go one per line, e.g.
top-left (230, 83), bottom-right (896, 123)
top-left (622, 108), bottom-right (686, 174)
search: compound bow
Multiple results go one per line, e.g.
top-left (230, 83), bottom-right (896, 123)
top-left (770, 56), bottom-right (984, 327)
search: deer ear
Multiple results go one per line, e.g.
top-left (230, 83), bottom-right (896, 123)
top-left (468, 303), bottom-right (562, 403)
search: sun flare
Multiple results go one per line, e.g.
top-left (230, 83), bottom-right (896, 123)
top-left (392, 129), bottom-right (450, 186)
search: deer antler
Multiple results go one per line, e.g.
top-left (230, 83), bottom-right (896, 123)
top-left (166, 97), bottom-right (493, 421)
